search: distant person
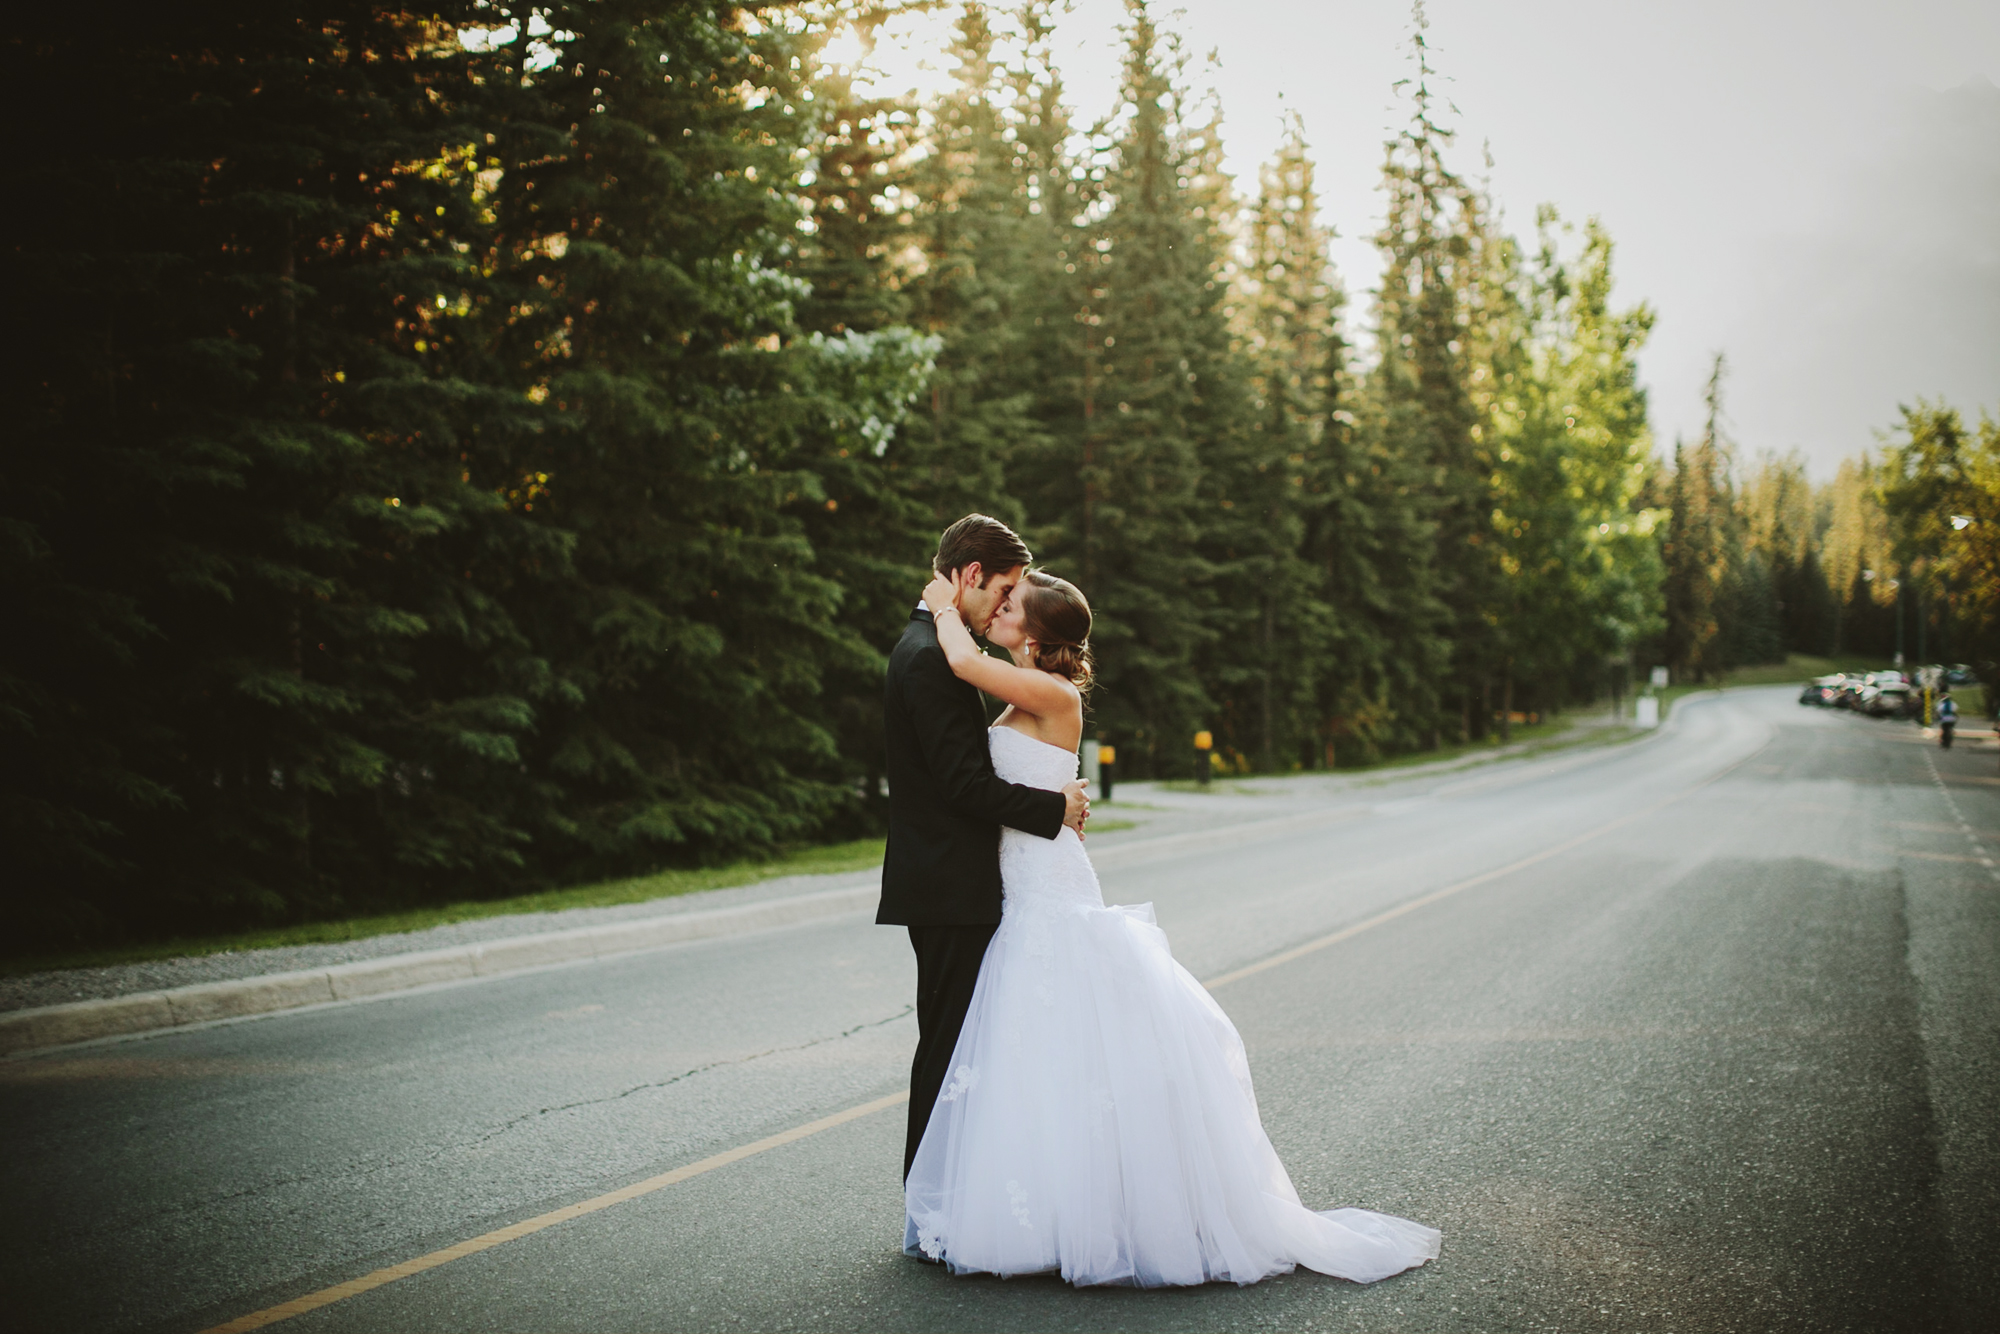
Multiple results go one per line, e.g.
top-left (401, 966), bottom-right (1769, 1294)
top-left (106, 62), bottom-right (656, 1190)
top-left (894, 516), bottom-right (1439, 1287)
top-left (1937, 691), bottom-right (1957, 748)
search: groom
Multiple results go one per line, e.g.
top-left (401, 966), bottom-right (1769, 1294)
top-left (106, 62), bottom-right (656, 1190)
top-left (879, 514), bottom-right (1088, 1179)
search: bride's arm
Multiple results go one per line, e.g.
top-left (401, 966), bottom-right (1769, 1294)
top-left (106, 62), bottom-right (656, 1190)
top-left (924, 575), bottom-right (1078, 719)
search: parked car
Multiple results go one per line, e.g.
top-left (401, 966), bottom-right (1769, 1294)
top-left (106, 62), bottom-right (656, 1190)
top-left (1946, 664), bottom-right (1977, 686)
top-left (1799, 674), bottom-right (1844, 706)
top-left (1865, 682), bottom-right (1915, 717)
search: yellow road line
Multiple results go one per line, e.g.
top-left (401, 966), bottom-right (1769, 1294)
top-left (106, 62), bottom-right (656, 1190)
top-left (1205, 751), bottom-right (1756, 991)
top-left (203, 741), bottom-right (1765, 1332)
top-left (198, 1091), bottom-right (908, 1334)
top-left (1871, 844), bottom-right (1990, 864)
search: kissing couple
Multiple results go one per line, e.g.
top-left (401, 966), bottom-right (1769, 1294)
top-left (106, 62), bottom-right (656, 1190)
top-left (876, 514), bottom-right (1440, 1287)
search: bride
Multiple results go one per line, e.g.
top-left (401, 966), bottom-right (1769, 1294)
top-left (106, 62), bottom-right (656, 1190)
top-left (905, 565), bottom-right (1440, 1287)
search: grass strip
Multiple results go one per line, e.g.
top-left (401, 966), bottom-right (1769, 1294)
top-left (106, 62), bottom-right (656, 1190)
top-left (4, 838), bottom-right (887, 981)
top-left (1156, 714), bottom-right (1588, 795)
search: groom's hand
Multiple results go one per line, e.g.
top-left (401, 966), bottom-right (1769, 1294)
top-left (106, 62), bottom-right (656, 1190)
top-left (1062, 779), bottom-right (1089, 838)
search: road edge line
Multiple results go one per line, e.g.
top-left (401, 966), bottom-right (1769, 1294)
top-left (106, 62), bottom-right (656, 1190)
top-left (0, 883), bottom-right (880, 1058)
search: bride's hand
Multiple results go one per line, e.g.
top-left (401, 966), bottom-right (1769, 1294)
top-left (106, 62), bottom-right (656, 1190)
top-left (922, 573), bottom-right (959, 617)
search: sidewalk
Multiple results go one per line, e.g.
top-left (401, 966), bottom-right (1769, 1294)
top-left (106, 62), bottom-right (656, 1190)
top-left (3, 703), bottom-right (1647, 1057)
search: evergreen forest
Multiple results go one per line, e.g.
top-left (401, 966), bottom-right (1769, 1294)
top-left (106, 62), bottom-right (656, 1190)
top-left (7, 1), bottom-right (1996, 950)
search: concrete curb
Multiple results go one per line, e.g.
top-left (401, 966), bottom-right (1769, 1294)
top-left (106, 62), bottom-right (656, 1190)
top-left (0, 882), bottom-right (877, 1058)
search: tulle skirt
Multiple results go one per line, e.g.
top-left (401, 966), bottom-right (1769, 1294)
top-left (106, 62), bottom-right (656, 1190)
top-left (902, 895), bottom-right (1441, 1287)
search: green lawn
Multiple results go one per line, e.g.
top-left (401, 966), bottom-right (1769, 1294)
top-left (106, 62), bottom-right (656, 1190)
top-left (5, 838), bottom-right (888, 981)
top-left (1723, 653), bottom-right (1894, 686)
top-left (1153, 711), bottom-right (1626, 795)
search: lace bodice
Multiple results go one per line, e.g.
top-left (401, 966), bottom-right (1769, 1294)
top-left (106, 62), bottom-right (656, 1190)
top-left (989, 726), bottom-right (1101, 913)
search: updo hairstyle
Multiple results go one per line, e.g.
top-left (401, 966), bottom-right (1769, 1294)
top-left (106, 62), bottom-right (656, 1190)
top-left (1019, 570), bottom-right (1093, 694)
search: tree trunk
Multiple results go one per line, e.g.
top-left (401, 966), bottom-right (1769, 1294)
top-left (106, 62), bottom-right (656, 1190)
top-left (286, 603), bottom-right (312, 870)
top-left (278, 215), bottom-right (297, 383)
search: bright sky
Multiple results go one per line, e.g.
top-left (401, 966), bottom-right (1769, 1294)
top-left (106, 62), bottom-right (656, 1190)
top-left (856, 0), bottom-right (2000, 475)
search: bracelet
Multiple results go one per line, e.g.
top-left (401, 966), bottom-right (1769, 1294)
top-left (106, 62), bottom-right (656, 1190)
top-left (934, 605), bottom-right (961, 619)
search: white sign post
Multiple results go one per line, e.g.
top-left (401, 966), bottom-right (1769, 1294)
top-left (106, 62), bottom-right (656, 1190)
top-left (1634, 665), bottom-right (1667, 728)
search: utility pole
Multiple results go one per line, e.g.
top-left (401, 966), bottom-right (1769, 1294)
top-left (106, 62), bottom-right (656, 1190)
top-left (1895, 575), bottom-right (1905, 667)
top-left (1917, 571), bottom-right (1927, 665)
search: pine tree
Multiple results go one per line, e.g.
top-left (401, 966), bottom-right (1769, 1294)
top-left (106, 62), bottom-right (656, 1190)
top-left (470, 1), bottom-right (939, 876)
top-left (1741, 450), bottom-right (1838, 655)
top-left (1213, 116), bottom-right (1345, 770)
top-left (1303, 334), bottom-right (1418, 765)
top-left (1661, 356), bottom-right (1734, 680)
top-left (1016, 3), bottom-right (1224, 776)
top-left (2, 2), bottom-right (948, 948)
top-left (1819, 454), bottom-right (1887, 655)
top-left (890, 3), bottom-right (1069, 523)
top-left (5, 2), bottom-right (556, 942)
top-left (1488, 211), bottom-right (1663, 712)
top-left (1361, 5), bottom-right (1492, 745)
top-left (783, 18), bottom-right (953, 821)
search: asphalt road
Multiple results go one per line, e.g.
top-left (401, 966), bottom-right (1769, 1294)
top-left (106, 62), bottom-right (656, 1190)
top-left (5, 688), bottom-right (1995, 1333)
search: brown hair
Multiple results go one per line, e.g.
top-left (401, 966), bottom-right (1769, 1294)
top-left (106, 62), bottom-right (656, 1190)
top-left (934, 514), bottom-right (1032, 587)
top-left (1019, 570), bottom-right (1093, 693)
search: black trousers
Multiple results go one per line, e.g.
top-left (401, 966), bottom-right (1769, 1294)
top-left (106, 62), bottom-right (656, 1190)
top-left (1941, 722), bottom-right (1955, 748)
top-left (904, 922), bottom-right (998, 1178)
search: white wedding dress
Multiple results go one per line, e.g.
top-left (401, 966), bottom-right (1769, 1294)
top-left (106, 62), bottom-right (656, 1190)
top-left (902, 725), bottom-right (1441, 1287)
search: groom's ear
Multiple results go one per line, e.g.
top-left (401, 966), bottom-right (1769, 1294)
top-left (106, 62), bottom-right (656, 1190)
top-left (958, 560), bottom-right (983, 590)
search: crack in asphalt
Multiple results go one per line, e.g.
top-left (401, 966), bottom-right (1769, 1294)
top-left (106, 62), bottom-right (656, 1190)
top-left (112, 1005), bottom-right (919, 1230)
top-left (463, 1003), bottom-right (917, 1150)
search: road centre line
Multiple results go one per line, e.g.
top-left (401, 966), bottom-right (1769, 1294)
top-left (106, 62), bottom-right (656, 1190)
top-left (197, 1092), bottom-right (910, 1334)
top-left (1202, 743), bottom-right (1756, 991)
top-left (197, 730), bottom-right (1765, 1334)
top-left (1095, 724), bottom-right (1660, 866)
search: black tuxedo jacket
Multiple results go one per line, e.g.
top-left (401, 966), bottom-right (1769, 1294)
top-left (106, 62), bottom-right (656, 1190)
top-left (877, 609), bottom-right (1067, 926)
